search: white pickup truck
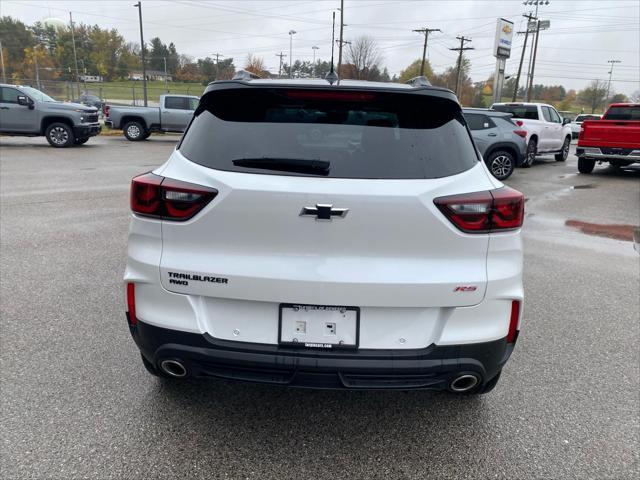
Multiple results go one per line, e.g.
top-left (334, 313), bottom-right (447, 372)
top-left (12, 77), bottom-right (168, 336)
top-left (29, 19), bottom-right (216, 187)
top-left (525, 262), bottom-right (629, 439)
top-left (104, 94), bottom-right (199, 141)
top-left (491, 102), bottom-right (573, 167)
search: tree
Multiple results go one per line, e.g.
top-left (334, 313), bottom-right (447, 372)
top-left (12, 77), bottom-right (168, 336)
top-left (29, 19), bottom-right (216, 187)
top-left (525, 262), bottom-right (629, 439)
top-left (609, 93), bottom-right (628, 103)
top-left (578, 80), bottom-right (607, 113)
top-left (149, 37), bottom-right (169, 72)
top-left (345, 36), bottom-right (383, 80)
top-left (245, 54), bottom-right (268, 77)
top-left (399, 59), bottom-right (433, 83)
top-left (631, 90), bottom-right (640, 103)
top-left (0, 17), bottom-right (35, 78)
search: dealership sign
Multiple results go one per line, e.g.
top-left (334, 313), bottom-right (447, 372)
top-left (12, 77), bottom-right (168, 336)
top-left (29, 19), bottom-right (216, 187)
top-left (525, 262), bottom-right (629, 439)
top-left (494, 18), bottom-right (514, 58)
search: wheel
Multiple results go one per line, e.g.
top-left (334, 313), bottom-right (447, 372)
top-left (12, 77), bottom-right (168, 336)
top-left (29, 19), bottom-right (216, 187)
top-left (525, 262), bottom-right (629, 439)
top-left (45, 122), bottom-right (74, 148)
top-left (555, 136), bottom-right (570, 161)
top-left (578, 157), bottom-right (595, 174)
top-left (486, 150), bottom-right (515, 180)
top-left (141, 131), bottom-right (151, 140)
top-left (123, 121), bottom-right (147, 141)
top-left (523, 138), bottom-right (537, 168)
top-left (74, 137), bottom-right (89, 145)
top-left (477, 370), bottom-right (502, 394)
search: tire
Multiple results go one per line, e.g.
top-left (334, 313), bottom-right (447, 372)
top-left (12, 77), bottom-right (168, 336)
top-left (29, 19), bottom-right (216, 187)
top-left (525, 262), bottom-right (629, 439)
top-left (486, 150), bottom-right (515, 180)
top-left (578, 157), bottom-right (595, 174)
top-left (523, 138), bottom-right (537, 168)
top-left (477, 370), bottom-right (502, 394)
top-left (123, 121), bottom-right (146, 141)
top-left (141, 131), bottom-right (151, 140)
top-left (45, 122), bottom-right (74, 148)
top-left (74, 137), bottom-right (89, 145)
top-left (555, 136), bottom-right (570, 161)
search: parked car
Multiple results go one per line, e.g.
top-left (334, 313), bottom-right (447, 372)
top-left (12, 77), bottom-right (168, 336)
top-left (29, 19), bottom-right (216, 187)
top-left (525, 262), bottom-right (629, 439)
top-left (462, 108), bottom-right (527, 180)
top-left (491, 102), bottom-right (572, 167)
top-left (104, 94), bottom-right (199, 141)
top-left (576, 103), bottom-right (640, 174)
top-left (569, 113), bottom-right (602, 139)
top-left (124, 77), bottom-right (525, 394)
top-left (0, 83), bottom-right (101, 147)
top-left (73, 92), bottom-right (104, 112)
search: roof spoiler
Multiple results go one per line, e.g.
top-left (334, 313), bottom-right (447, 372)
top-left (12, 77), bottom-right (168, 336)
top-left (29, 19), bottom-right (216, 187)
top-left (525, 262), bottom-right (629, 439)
top-left (232, 70), bottom-right (261, 81)
top-left (405, 76), bottom-right (431, 87)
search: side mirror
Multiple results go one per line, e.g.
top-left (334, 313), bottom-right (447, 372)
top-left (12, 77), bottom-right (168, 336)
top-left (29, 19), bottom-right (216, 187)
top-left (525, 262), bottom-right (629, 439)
top-left (17, 95), bottom-right (34, 109)
top-left (562, 117), bottom-right (571, 125)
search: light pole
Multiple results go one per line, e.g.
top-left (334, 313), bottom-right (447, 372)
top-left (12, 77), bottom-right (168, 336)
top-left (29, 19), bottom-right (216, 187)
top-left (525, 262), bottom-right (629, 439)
top-left (288, 30), bottom-right (297, 78)
top-left (312, 46), bottom-right (319, 77)
top-left (605, 60), bottom-right (621, 105)
top-left (134, 2), bottom-right (148, 107)
top-left (0, 40), bottom-right (6, 84)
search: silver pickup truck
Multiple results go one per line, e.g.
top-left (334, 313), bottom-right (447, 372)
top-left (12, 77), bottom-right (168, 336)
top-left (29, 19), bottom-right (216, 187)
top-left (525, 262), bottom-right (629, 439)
top-left (104, 94), bottom-right (199, 141)
top-left (0, 83), bottom-right (101, 147)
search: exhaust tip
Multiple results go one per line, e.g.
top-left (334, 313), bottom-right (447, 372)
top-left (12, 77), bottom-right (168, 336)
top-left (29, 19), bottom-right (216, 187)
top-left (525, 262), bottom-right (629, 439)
top-left (449, 374), bottom-right (480, 393)
top-left (160, 359), bottom-right (188, 378)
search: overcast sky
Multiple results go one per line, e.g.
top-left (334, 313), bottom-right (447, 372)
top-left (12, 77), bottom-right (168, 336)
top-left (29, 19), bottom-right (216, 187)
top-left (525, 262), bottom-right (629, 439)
top-left (2, 0), bottom-right (639, 94)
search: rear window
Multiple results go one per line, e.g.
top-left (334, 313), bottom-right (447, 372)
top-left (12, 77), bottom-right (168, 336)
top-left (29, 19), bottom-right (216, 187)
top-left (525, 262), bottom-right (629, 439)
top-left (492, 104), bottom-right (539, 120)
top-left (604, 106), bottom-right (640, 121)
top-left (179, 88), bottom-right (478, 179)
top-left (575, 115), bottom-right (600, 122)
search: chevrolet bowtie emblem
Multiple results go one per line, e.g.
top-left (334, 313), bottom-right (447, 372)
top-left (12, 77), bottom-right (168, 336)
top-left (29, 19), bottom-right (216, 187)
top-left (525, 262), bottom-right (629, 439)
top-left (299, 204), bottom-right (349, 221)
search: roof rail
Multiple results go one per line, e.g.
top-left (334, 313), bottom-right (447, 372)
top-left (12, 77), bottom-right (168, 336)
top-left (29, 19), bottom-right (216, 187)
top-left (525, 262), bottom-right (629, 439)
top-left (405, 76), bottom-right (431, 87)
top-left (232, 70), bottom-right (261, 81)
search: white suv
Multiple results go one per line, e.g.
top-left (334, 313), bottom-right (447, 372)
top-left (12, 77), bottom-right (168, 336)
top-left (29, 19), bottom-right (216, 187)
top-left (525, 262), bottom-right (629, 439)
top-left (491, 102), bottom-right (572, 167)
top-left (124, 78), bottom-right (524, 394)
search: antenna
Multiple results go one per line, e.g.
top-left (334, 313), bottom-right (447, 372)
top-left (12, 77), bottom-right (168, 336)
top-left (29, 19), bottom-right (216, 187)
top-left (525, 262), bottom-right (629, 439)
top-left (325, 11), bottom-right (338, 85)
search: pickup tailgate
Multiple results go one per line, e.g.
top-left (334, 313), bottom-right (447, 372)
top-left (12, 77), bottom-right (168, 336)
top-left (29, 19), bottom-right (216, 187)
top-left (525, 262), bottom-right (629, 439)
top-left (579, 120), bottom-right (640, 148)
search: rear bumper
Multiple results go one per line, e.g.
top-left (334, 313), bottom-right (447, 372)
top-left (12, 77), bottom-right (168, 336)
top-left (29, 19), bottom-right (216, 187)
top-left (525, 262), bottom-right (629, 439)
top-left (130, 320), bottom-right (515, 390)
top-left (73, 123), bottom-right (101, 138)
top-left (576, 147), bottom-right (640, 162)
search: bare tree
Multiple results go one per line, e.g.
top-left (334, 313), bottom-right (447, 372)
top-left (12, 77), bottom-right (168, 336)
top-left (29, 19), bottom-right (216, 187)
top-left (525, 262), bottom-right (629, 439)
top-left (245, 54), bottom-right (266, 77)
top-left (345, 36), bottom-right (383, 80)
top-left (578, 79), bottom-right (608, 114)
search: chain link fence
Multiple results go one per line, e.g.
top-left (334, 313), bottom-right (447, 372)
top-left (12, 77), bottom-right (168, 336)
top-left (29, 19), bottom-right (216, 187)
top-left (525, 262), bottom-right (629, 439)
top-left (4, 77), bottom-right (205, 106)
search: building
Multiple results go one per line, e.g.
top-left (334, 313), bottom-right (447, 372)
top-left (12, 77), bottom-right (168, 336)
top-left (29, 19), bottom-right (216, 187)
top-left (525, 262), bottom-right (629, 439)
top-left (78, 75), bottom-right (104, 83)
top-left (128, 70), bottom-right (173, 82)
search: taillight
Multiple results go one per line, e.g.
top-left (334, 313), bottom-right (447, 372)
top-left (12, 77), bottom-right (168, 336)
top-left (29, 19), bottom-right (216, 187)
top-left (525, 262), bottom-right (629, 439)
top-left (578, 125), bottom-right (585, 142)
top-left (126, 282), bottom-right (137, 326)
top-left (507, 300), bottom-right (521, 343)
top-left (434, 187), bottom-right (524, 233)
top-left (514, 129), bottom-right (527, 138)
top-left (283, 90), bottom-right (376, 102)
top-left (104, 104), bottom-right (110, 117)
top-left (130, 172), bottom-right (218, 221)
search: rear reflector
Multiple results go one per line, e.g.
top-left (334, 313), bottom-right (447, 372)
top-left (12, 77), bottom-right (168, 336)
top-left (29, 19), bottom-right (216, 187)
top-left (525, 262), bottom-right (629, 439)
top-left (507, 300), bottom-right (520, 343)
top-left (130, 173), bottom-right (218, 221)
top-left (434, 187), bottom-right (524, 233)
top-left (126, 282), bottom-right (137, 326)
top-left (514, 129), bottom-right (527, 138)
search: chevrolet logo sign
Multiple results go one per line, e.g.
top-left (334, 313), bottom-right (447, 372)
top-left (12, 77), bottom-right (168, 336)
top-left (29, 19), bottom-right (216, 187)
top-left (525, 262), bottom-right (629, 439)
top-left (502, 24), bottom-right (512, 34)
top-left (299, 204), bottom-right (349, 221)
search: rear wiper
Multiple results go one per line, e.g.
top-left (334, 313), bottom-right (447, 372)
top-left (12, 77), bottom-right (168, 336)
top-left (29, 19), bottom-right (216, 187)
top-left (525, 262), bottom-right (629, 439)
top-left (232, 157), bottom-right (330, 175)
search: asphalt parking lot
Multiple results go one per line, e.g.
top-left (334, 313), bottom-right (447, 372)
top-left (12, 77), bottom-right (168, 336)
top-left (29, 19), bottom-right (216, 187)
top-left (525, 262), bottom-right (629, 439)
top-left (1, 135), bottom-right (638, 479)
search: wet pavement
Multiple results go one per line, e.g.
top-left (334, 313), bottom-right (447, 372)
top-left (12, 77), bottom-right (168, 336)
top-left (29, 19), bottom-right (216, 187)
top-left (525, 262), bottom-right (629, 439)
top-left (1, 136), bottom-right (639, 479)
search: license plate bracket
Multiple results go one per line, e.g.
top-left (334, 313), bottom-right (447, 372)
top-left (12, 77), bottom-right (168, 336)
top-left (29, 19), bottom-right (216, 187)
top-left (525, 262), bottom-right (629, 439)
top-left (278, 304), bottom-right (359, 349)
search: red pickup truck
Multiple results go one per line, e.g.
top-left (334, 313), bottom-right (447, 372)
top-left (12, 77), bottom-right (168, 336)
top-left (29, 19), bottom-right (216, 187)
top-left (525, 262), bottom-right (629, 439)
top-left (577, 103), bottom-right (640, 173)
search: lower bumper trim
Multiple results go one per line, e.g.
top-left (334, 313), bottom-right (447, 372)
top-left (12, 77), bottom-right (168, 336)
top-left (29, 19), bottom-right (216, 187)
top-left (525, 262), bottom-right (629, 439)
top-left (131, 320), bottom-right (515, 390)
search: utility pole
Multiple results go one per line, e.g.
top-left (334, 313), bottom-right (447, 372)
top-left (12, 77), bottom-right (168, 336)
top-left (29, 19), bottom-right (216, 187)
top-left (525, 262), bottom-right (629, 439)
top-left (163, 57), bottom-right (168, 92)
top-left (605, 59), bottom-right (621, 105)
top-left (0, 40), bottom-right (6, 83)
top-left (134, 2), bottom-right (148, 107)
top-left (449, 36), bottom-right (473, 95)
top-left (69, 12), bottom-right (81, 98)
top-left (34, 50), bottom-right (41, 89)
top-left (337, 0), bottom-right (345, 75)
top-left (412, 27), bottom-right (440, 77)
top-left (275, 52), bottom-right (286, 78)
top-left (212, 52), bottom-right (223, 80)
top-left (512, 12), bottom-right (537, 101)
top-left (288, 30), bottom-right (297, 78)
top-left (312, 45), bottom-right (319, 77)
top-left (526, 21), bottom-right (541, 101)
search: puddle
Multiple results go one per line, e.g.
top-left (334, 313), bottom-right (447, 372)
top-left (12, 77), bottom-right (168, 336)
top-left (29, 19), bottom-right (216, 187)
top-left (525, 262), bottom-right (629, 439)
top-left (565, 220), bottom-right (636, 241)
top-left (570, 184), bottom-right (596, 190)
